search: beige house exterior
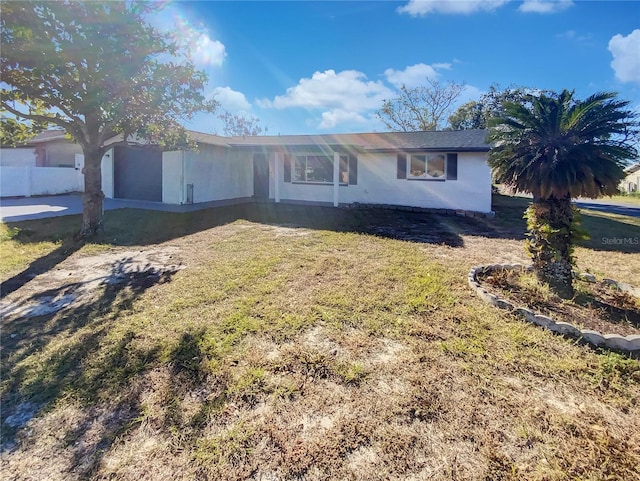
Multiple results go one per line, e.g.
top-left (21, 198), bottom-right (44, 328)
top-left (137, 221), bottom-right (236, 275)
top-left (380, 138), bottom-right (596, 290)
top-left (620, 163), bottom-right (640, 193)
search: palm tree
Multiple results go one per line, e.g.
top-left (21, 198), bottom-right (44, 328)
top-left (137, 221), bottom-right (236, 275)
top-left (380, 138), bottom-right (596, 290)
top-left (488, 90), bottom-right (638, 298)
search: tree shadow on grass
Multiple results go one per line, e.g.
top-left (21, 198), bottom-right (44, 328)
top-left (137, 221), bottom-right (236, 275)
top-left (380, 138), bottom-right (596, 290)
top-left (3, 195), bottom-right (636, 303)
top-left (578, 210), bottom-right (640, 253)
top-left (488, 194), bottom-right (640, 253)
top-left (2, 205), bottom-right (472, 301)
top-left (1, 238), bottom-right (84, 297)
top-left (1, 258), bottom-right (178, 476)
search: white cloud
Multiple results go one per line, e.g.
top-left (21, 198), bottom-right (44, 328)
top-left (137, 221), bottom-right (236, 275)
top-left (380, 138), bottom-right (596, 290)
top-left (458, 85), bottom-right (484, 105)
top-left (319, 110), bottom-right (369, 129)
top-left (191, 35), bottom-right (226, 67)
top-left (518, 0), bottom-right (574, 14)
top-left (211, 87), bottom-right (251, 112)
top-left (556, 30), bottom-right (591, 42)
top-left (264, 69), bottom-right (392, 112)
top-left (174, 17), bottom-right (226, 67)
top-left (384, 63), bottom-right (451, 88)
top-left (397, 0), bottom-right (508, 16)
top-left (609, 29), bottom-right (640, 83)
top-left (150, 5), bottom-right (226, 67)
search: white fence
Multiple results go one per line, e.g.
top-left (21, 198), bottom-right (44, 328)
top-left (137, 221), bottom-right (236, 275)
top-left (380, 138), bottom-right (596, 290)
top-left (0, 165), bottom-right (83, 197)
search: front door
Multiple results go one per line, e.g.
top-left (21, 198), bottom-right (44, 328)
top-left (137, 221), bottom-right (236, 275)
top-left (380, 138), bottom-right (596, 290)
top-left (253, 153), bottom-right (269, 199)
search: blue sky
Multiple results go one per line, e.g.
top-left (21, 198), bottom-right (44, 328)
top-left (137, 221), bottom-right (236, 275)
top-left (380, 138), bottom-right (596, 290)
top-left (154, 1), bottom-right (640, 135)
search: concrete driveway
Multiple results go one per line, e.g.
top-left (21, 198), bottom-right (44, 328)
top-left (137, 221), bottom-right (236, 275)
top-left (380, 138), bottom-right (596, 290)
top-left (0, 193), bottom-right (236, 223)
top-left (2, 193), bottom-right (639, 223)
top-left (0, 194), bottom-right (85, 222)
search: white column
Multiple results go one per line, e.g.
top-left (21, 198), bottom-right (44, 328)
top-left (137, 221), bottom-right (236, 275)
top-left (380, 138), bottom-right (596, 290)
top-left (274, 152), bottom-right (281, 203)
top-left (333, 151), bottom-right (340, 207)
top-left (101, 148), bottom-right (114, 199)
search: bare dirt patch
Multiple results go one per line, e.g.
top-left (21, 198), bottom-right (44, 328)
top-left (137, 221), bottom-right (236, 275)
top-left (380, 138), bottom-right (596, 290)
top-left (0, 246), bottom-right (185, 321)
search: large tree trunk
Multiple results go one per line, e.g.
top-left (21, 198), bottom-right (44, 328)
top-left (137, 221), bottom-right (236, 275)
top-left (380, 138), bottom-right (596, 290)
top-left (80, 148), bottom-right (105, 238)
top-left (526, 196), bottom-right (574, 299)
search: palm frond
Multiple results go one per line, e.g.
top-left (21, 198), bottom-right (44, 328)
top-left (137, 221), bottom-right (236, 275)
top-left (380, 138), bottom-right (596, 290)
top-left (487, 89), bottom-right (638, 199)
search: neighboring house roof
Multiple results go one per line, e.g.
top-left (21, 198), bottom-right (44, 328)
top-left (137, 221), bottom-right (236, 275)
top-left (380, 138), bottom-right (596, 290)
top-left (625, 163), bottom-right (640, 174)
top-left (227, 130), bottom-right (490, 152)
top-left (26, 129), bottom-right (70, 144)
top-left (103, 130), bottom-right (231, 148)
top-left (187, 131), bottom-right (231, 147)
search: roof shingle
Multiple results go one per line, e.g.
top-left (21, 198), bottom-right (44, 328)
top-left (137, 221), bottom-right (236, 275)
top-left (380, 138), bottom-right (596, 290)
top-left (226, 130), bottom-right (490, 152)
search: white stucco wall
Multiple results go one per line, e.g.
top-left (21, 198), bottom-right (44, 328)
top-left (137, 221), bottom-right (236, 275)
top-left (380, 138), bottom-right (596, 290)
top-left (162, 150), bottom-right (184, 204)
top-left (274, 151), bottom-right (492, 213)
top-left (182, 145), bottom-right (252, 204)
top-left (0, 166), bottom-right (29, 197)
top-left (30, 167), bottom-right (82, 195)
top-left (0, 166), bottom-right (82, 197)
top-left (0, 148), bottom-right (36, 167)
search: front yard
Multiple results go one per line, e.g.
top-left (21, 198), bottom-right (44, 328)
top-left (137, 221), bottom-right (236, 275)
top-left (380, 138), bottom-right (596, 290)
top-left (1, 197), bottom-right (639, 480)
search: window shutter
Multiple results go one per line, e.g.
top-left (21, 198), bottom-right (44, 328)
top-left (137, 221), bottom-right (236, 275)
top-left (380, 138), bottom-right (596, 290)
top-left (284, 154), bottom-right (291, 182)
top-left (349, 155), bottom-right (358, 185)
top-left (446, 153), bottom-right (458, 180)
top-left (397, 154), bottom-right (406, 179)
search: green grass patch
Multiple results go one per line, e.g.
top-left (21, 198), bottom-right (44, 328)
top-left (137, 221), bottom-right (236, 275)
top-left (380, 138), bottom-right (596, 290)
top-left (1, 202), bottom-right (639, 480)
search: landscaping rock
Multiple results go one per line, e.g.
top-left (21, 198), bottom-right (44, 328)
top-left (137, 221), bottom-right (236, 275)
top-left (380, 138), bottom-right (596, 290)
top-left (513, 307), bottom-right (535, 323)
top-left (495, 299), bottom-right (514, 310)
top-left (549, 321), bottom-right (580, 337)
top-left (580, 330), bottom-right (605, 346)
top-left (533, 315), bottom-right (555, 329)
top-left (469, 264), bottom-right (639, 353)
top-left (618, 282), bottom-right (640, 297)
top-left (603, 334), bottom-right (632, 351)
top-left (626, 335), bottom-right (640, 351)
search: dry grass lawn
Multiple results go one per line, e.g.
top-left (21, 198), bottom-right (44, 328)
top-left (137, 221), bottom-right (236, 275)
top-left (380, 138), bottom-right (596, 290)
top-left (1, 197), bottom-right (639, 480)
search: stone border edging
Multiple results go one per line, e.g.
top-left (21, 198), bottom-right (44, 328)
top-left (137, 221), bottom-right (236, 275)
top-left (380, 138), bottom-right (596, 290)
top-left (468, 264), bottom-right (640, 353)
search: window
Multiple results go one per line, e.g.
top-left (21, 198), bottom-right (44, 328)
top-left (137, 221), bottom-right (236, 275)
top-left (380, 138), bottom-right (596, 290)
top-left (408, 154), bottom-right (445, 179)
top-left (339, 155), bottom-right (349, 183)
top-left (294, 155), bottom-right (333, 183)
top-left (291, 154), bottom-right (354, 184)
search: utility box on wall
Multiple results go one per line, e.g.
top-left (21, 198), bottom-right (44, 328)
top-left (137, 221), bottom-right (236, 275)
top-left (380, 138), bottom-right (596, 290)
top-left (186, 183), bottom-right (194, 204)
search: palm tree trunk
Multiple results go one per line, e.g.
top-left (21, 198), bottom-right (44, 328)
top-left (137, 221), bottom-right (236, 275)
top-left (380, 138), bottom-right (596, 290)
top-left (526, 196), bottom-right (574, 299)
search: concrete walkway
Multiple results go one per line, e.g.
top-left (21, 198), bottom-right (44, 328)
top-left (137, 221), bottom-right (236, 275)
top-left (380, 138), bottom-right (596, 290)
top-left (0, 193), bottom-right (251, 222)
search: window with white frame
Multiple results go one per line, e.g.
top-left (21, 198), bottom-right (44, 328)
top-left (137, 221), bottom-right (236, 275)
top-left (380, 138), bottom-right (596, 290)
top-left (409, 154), bottom-right (446, 179)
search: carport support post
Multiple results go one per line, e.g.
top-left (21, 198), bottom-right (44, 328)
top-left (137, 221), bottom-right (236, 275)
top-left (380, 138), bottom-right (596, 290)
top-left (333, 151), bottom-right (339, 207)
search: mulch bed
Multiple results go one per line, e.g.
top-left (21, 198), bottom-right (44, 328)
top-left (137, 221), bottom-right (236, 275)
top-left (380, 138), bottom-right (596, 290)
top-left (480, 269), bottom-right (640, 337)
